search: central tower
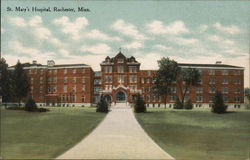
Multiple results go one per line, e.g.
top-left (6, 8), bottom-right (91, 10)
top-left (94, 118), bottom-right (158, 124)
top-left (100, 52), bottom-right (141, 103)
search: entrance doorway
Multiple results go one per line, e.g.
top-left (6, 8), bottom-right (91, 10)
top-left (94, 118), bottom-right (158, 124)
top-left (116, 91), bottom-right (126, 102)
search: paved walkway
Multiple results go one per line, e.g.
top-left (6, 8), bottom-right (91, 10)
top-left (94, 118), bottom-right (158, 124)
top-left (57, 103), bottom-right (175, 160)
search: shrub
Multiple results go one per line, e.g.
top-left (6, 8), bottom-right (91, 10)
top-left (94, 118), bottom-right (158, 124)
top-left (174, 97), bottom-right (183, 109)
top-left (24, 97), bottom-right (37, 112)
top-left (37, 108), bottom-right (49, 112)
top-left (184, 99), bottom-right (193, 110)
top-left (212, 91), bottom-right (227, 114)
top-left (96, 95), bottom-right (109, 113)
top-left (134, 94), bottom-right (146, 113)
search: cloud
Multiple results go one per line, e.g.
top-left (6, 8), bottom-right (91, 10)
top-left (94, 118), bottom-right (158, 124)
top-left (80, 43), bottom-right (111, 55)
top-left (9, 17), bottom-right (27, 27)
top-left (111, 19), bottom-right (147, 40)
top-left (199, 25), bottom-right (208, 32)
top-left (153, 44), bottom-right (172, 51)
top-left (207, 34), bottom-right (235, 46)
top-left (53, 16), bottom-right (88, 40)
top-left (213, 22), bottom-right (242, 35)
top-left (28, 16), bottom-right (42, 27)
top-left (49, 37), bottom-right (65, 47)
top-left (122, 41), bottom-right (143, 49)
top-left (146, 20), bottom-right (189, 35)
top-left (85, 29), bottom-right (122, 42)
top-left (33, 27), bottom-right (51, 39)
top-left (171, 37), bottom-right (198, 45)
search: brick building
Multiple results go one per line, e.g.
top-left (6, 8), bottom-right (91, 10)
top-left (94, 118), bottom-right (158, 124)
top-left (9, 52), bottom-right (244, 108)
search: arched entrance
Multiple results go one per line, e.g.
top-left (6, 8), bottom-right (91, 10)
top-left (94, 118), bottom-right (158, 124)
top-left (116, 91), bottom-right (126, 102)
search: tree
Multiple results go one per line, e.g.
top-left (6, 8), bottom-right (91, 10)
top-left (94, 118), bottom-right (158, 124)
top-left (25, 97), bottom-right (37, 112)
top-left (96, 95), bottom-right (109, 113)
top-left (12, 61), bottom-right (30, 107)
top-left (0, 58), bottom-right (14, 102)
top-left (174, 97), bottom-right (183, 109)
top-left (245, 88), bottom-right (250, 109)
top-left (184, 99), bottom-right (193, 110)
top-left (211, 91), bottom-right (227, 114)
top-left (178, 68), bottom-right (200, 105)
top-left (151, 58), bottom-right (180, 108)
top-left (134, 93), bottom-right (146, 113)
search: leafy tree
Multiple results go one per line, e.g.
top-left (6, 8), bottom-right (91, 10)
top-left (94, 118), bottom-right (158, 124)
top-left (151, 58), bottom-right (180, 108)
top-left (211, 91), bottom-right (227, 114)
top-left (174, 97), bottom-right (183, 109)
top-left (245, 88), bottom-right (250, 101)
top-left (0, 58), bottom-right (14, 102)
top-left (178, 68), bottom-right (200, 105)
top-left (25, 97), bottom-right (37, 112)
top-left (184, 99), bottom-right (193, 110)
top-left (96, 95), bottom-right (109, 113)
top-left (245, 88), bottom-right (250, 109)
top-left (12, 61), bottom-right (30, 107)
top-left (134, 93), bottom-right (146, 113)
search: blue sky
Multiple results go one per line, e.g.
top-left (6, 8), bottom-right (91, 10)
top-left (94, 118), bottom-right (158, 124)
top-left (1, 1), bottom-right (249, 87)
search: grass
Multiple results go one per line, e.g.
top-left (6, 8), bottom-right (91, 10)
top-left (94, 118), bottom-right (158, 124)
top-left (0, 107), bottom-right (106, 159)
top-left (135, 108), bottom-right (250, 160)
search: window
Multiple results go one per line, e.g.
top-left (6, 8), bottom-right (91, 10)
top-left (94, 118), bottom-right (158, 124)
top-left (209, 96), bottom-right (215, 102)
top-left (94, 79), bottom-right (101, 84)
top-left (197, 79), bottom-right (203, 84)
top-left (82, 96), bottom-right (85, 102)
top-left (48, 77), bottom-right (52, 83)
top-left (31, 77), bottom-right (34, 84)
top-left (235, 96), bottom-right (241, 102)
top-left (49, 70), bottom-right (52, 74)
top-left (117, 66), bottom-right (124, 73)
top-left (105, 75), bottom-right (112, 83)
top-left (94, 87), bottom-right (101, 94)
top-left (223, 96), bottom-right (228, 102)
top-left (170, 96), bottom-right (176, 102)
top-left (196, 96), bottom-right (203, 102)
top-left (209, 78), bottom-right (216, 84)
top-left (196, 88), bottom-right (203, 94)
top-left (54, 70), bottom-right (57, 74)
top-left (141, 78), bottom-right (144, 83)
top-left (64, 86), bottom-right (67, 92)
top-left (82, 68), bottom-right (85, 73)
top-left (147, 78), bottom-right (150, 83)
top-left (64, 69), bottom-right (67, 74)
top-left (129, 66), bottom-right (137, 73)
top-left (105, 66), bottom-right (112, 73)
top-left (82, 85), bottom-right (86, 91)
top-left (129, 75), bottom-right (137, 83)
top-left (209, 87), bottom-right (216, 93)
top-left (222, 78), bottom-right (228, 84)
top-left (72, 95), bottom-right (76, 102)
top-left (235, 79), bottom-right (241, 84)
top-left (182, 88), bottom-right (190, 93)
top-left (222, 70), bottom-right (228, 75)
top-left (130, 85), bottom-right (137, 90)
top-left (222, 87), bottom-right (228, 93)
top-left (197, 69), bottom-right (203, 75)
top-left (64, 77), bottom-right (67, 83)
top-left (73, 77), bottom-right (76, 83)
top-left (184, 96), bottom-right (189, 102)
top-left (73, 69), bottom-right (76, 74)
top-left (73, 85), bottom-right (76, 92)
top-left (82, 77), bottom-right (85, 83)
top-left (235, 70), bottom-right (241, 75)
top-left (235, 88), bottom-right (240, 94)
top-left (118, 75), bottom-right (124, 83)
top-left (105, 85), bottom-right (112, 90)
top-left (170, 87), bottom-right (176, 94)
top-left (209, 69), bottom-right (215, 75)
top-left (53, 86), bottom-right (57, 92)
top-left (118, 57), bottom-right (124, 63)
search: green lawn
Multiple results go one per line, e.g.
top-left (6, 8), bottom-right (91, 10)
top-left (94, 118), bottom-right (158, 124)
top-left (135, 108), bottom-right (250, 160)
top-left (0, 107), bottom-right (106, 159)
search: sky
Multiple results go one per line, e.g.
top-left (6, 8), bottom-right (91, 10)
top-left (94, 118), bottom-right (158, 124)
top-left (1, 0), bottom-right (249, 87)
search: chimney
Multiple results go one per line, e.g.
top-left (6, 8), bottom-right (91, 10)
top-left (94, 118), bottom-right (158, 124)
top-left (32, 60), bottom-right (37, 64)
top-left (47, 60), bottom-right (55, 67)
top-left (216, 61), bottom-right (222, 64)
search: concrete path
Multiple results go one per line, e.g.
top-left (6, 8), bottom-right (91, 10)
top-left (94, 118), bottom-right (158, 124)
top-left (57, 103), bottom-right (175, 160)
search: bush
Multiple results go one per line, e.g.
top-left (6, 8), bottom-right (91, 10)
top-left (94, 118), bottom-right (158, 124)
top-left (174, 97), bottom-right (183, 109)
top-left (212, 91), bottom-right (227, 114)
top-left (37, 108), bottom-right (49, 112)
top-left (184, 99), bottom-right (193, 110)
top-left (96, 95), bottom-right (109, 113)
top-left (134, 94), bottom-right (146, 113)
top-left (24, 97), bottom-right (37, 112)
